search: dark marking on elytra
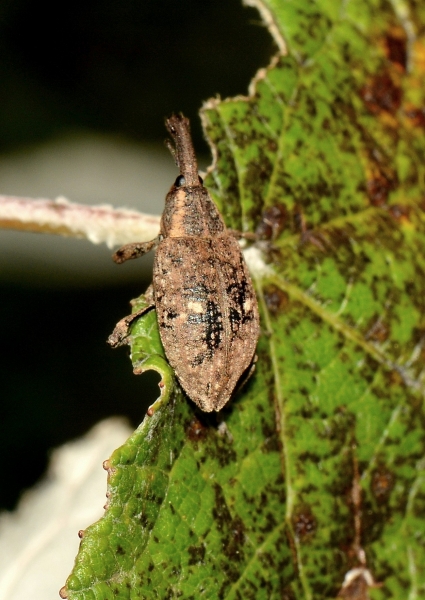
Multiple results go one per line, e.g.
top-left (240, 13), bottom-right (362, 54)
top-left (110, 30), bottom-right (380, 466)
top-left (109, 114), bottom-right (260, 412)
top-left (162, 310), bottom-right (179, 329)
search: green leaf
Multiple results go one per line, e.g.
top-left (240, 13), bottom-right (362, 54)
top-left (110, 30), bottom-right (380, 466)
top-left (63, 1), bottom-right (425, 598)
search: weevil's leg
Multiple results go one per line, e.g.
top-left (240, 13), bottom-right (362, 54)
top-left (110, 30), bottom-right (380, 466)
top-left (228, 229), bottom-right (257, 242)
top-left (231, 355), bottom-right (257, 401)
top-left (108, 285), bottom-right (155, 348)
top-left (113, 237), bottom-right (159, 264)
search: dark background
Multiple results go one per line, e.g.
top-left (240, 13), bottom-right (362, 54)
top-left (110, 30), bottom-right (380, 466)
top-left (0, 0), bottom-right (273, 509)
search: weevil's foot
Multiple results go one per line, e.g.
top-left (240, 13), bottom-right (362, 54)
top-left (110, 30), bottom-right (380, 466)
top-left (228, 229), bottom-right (257, 242)
top-left (108, 301), bottom-right (155, 348)
top-left (108, 316), bottom-right (133, 347)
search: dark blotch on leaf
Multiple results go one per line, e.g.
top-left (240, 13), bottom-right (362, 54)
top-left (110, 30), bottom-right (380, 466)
top-left (116, 545), bottom-right (125, 556)
top-left (361, 498), bottom-right (386, 543)
top-left (385, 28), bottom-right (407, 71)
top-left (186, 416), bottom-right (209, 442)
top-left (298, 451), bottom-right (321, 465)
top-left (371, 467), bottom-right (395, 503)
top-left (365, 318), bottom-right (390, 342)
top-left (366, 175), bottom-right (394, 207)
top-left (212, 483), bottom-right (233, 529)
top-left (360, 73), bottom-right (402, 114)
top-left (139, 513), bottom-right (150, 528)
top-left (264, 285), bottom-right (289, 316)
top-left (262, 433), bottom-right (280, 453)
top-left (259, 511), bottom-right (278, 534)
top-left (188, 543), bottom-right (206, 565)
top-left (404, 104), bottom-right (425, 127)
top-left (226, 516), bottom-right (245, 560)
top-left (388, 203), bottom-right (411, 224)
top-left (212, 484), bottom-right (245, 564)
top-left (293, 505), bottom-right (316, 539)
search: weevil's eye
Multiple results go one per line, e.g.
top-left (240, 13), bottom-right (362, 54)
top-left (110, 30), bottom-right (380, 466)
top-left (198, 175), bottom-right (203, 184)
top-left (174, 175), bottom-right (186, 187)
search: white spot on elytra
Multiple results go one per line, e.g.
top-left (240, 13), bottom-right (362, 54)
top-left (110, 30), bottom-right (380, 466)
top-left (187, 301), bottom-right (203, 313)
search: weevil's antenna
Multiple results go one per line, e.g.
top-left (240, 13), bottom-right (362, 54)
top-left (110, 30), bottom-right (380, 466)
top-left (165, 138), bottom-right (178, 167)
top-left (165, 114), bottom-right (200, 186)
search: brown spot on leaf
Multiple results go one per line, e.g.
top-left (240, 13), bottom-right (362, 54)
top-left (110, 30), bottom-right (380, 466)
top-left (78, 530), bottom-right (85, 539)
top-left (360, 73), bottom-right (402, 115)
top-left (388, 203), bottom-right (411, 224)
top-left (365, 319), bottom-right (389, 342)
top-left (59, 586), bottom-right (68, 599)
top-left (404, 103), bottom-right (425, 128)
top-left (366, 176), bottom-right (393, 207)
top-left (186, 416), bottom-right (208, 442)
top-left (293, 505), bottom-right (316, 539)
top-left (385, 27), bottom-right (407, 71)
top-left (371, 467), bottom-right (394, 503)
top-left (264, 285), bottom-right (289, 316)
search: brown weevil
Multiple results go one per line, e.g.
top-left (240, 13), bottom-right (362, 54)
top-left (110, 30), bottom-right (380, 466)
top-left (108, 114), bottom-right (260, 412)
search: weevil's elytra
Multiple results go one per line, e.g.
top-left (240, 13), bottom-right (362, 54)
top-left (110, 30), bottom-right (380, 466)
top-left (109, 114), bottom-right (260, 412)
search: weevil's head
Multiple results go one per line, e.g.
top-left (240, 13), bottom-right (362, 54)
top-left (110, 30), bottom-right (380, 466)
top-left (161, 114), bottom-right (225, 238)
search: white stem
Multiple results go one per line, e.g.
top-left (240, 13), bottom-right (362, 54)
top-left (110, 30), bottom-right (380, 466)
top-left (0, 195), bottom-right (160, 248)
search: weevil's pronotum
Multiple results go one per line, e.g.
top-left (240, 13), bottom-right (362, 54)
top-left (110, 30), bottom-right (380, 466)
top-left (109, 114), bottom-right (260, 412)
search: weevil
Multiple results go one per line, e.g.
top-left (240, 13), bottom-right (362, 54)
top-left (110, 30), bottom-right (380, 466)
top-left (108, 114), bottom-right (259, 412)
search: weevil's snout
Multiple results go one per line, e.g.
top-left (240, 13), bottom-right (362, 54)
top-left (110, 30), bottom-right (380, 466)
top-left (166, 114), bottom-right (200, 186)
